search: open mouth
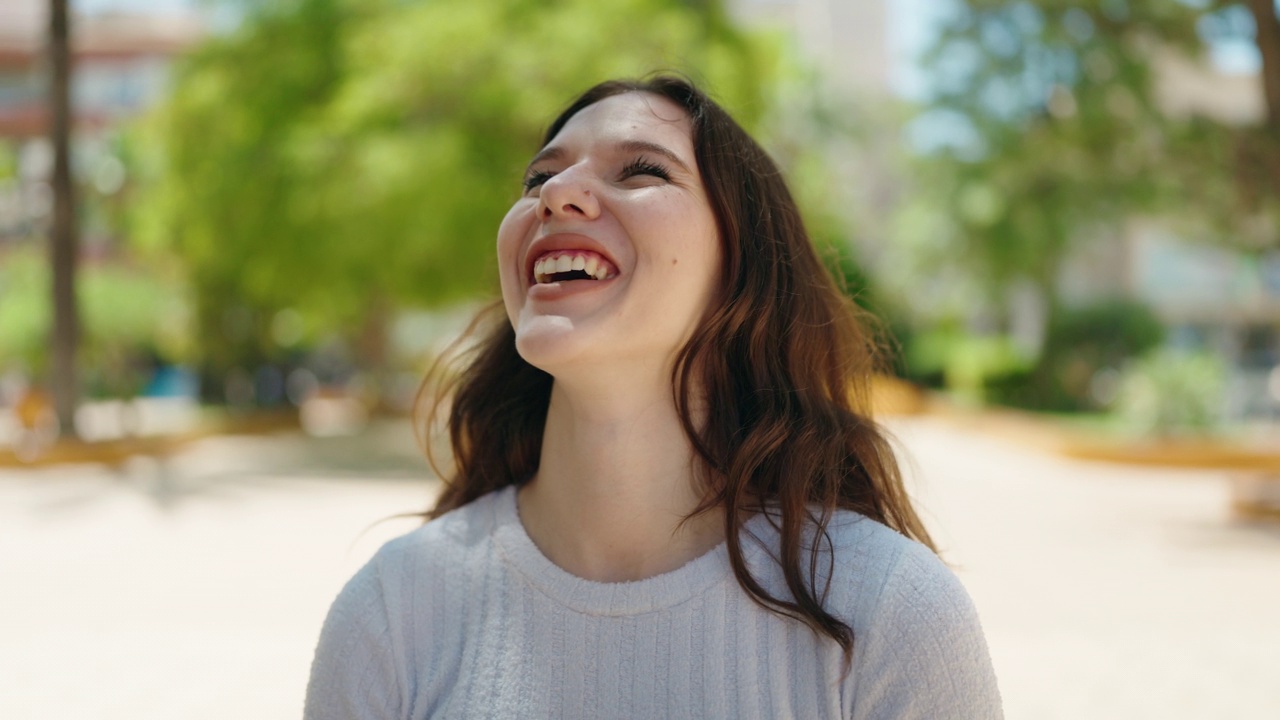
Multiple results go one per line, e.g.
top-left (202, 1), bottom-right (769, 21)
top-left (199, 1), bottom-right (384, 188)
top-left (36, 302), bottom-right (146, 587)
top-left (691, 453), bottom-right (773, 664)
top-left (532, 250), bottom-right (619, 285)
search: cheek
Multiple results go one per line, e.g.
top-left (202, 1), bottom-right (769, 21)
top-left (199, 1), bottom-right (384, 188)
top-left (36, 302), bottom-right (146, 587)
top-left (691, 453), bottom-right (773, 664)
top-left (497, 202), bottom-right (535, 277)
top-left (677, 208), bottom-right (721, 291)
top-left (496, 202), bottom-right (537, 325)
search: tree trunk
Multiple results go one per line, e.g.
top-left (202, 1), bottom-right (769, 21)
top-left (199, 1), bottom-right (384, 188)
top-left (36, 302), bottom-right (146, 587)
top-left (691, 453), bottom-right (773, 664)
top-left (357, 294), bottom-right (391, 412)
top-left (1247, 0), bottom-right (1280, 128)
top-left (1029, 244), bottom-right (1066, 409)
top-left (49, 0), bottom-right (79, 437)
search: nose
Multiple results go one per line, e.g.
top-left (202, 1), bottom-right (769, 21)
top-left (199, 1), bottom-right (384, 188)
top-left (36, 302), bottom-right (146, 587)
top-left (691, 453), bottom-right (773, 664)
top-left (537, 167), bottom-right (601, 221)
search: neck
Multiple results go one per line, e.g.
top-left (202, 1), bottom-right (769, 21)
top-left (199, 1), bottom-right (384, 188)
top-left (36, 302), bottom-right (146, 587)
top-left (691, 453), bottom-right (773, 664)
top-left (516, 371), bottom-right (724, 583)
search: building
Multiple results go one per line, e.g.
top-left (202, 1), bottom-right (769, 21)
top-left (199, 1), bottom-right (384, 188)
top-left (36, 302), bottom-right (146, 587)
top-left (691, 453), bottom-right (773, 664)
top-left (0, 0), bottom-right (204, 243)
top-left (728, 0), bottom-right (895, 98)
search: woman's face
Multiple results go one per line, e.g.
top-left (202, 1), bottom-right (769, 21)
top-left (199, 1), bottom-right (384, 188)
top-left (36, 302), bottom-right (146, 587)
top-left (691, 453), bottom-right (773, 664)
top-left (496, 92), bottom-right (720, 378)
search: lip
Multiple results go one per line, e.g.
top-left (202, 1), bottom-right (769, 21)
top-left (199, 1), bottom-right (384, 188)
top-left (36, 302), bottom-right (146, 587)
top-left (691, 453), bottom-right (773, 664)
top-left (524, 232), bottom-right (621, 287)
top-left (526, 275), bottom-right (618, 302)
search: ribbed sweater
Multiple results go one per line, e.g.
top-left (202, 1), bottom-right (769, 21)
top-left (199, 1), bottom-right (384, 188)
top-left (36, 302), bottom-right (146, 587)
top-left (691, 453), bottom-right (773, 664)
top-left (304, 486), bottom-right (1002, 719)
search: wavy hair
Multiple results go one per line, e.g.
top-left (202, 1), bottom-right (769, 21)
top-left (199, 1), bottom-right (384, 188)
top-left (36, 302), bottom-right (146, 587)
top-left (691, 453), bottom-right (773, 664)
top-left (418, 76), bottom-right (935, 663)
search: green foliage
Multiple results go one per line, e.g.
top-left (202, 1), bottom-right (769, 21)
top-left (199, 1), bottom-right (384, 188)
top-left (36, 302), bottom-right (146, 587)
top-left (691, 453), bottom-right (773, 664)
top-left (1116, 347), bottom-right (1225, 435)
top-left (0, 249), bottom-right (47, 371)
top-left (132, 0), bottom-right (778, 381)
top-left (0, 141), bottom-right (16, 180)
top-left (908, 1), bottom-right (1279, 412)
top-left (916, 0), bottom-right (1280, 267)
top-left (0, 247), bottom-right (189, 394)
top-left (986, 298), bottom-right (1164, 410)
top-left (913, 1), bottom-right (1201, 304)
top-left (1045, 297), bottom-right (1164, 366)
top-left (901, 323), bottom-right (1031, 399)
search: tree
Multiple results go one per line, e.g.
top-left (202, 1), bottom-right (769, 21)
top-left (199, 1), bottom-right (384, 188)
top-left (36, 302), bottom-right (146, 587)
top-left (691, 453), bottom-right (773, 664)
top-left (1175, 0), bottom-right (1280, 248)
top-left (49, 0), bottom-right (80, 435)
top-left (905, 0), bottom-right (1280, 400)
top-left (133, 0), bottom-right (778, 400)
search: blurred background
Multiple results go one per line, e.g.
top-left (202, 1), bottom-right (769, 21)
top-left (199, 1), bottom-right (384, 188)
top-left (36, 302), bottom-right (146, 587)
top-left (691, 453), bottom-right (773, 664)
top-left (3, 0), bottom-right (1280, 447)
top-left (2, 0), bottom-right (1279, 718)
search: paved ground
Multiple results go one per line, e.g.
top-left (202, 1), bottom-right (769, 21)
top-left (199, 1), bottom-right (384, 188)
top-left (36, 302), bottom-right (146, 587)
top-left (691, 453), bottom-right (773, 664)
top-left (2, 417), bottom-right (1278, 719)
top-left (891, 419), bottom-right (1280, 719)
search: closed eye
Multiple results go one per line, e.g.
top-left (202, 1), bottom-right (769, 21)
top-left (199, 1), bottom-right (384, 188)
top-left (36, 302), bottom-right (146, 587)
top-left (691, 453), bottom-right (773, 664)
top-left (523, 169), bottom-right (555, 194)
top-left (619, 156), bottom-right (671, 183)
top-left (522, 155), bottom-right (672, 194)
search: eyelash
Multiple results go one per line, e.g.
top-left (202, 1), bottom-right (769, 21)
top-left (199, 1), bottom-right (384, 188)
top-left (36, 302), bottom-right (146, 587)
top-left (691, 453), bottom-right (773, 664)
top-left (620, 156), bottom-right (671, 182)
top-left (522, 156), bottom-right (672, 193)
top-left (522, 171), bottom-right (554, 193)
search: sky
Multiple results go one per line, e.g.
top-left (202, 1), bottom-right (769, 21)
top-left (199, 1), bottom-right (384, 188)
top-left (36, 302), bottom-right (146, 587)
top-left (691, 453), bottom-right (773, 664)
top-left (887, 0), bottom-right (953, 99)
top-left (76, 0), bottom-right (196, 12)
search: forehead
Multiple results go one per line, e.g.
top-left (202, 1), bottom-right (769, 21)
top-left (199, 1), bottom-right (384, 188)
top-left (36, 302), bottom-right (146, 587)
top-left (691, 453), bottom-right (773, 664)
top-left (546, 92), bottom-right (694, 156)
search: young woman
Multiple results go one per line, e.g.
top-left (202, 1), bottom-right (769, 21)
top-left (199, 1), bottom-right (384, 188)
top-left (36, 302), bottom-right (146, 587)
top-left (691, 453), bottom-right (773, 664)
top-left (305, 76), bottom-right (1002, 719)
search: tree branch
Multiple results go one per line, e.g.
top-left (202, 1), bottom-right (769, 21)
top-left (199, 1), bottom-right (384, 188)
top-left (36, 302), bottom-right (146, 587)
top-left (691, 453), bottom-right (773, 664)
top-left (1246, 0), bottom-right (1280, 127)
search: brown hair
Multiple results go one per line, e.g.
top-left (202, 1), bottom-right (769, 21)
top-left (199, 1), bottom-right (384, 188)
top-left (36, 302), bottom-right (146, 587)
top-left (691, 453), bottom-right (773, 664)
top-left (419, 76), bottom-right (935, 663)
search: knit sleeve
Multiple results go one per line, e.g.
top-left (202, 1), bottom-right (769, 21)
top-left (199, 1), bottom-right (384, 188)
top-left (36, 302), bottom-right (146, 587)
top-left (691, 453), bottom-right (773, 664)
top-left (303, 556), bottom-right (406, 720)
top-left (845, 541), bottom-right (1003, 720)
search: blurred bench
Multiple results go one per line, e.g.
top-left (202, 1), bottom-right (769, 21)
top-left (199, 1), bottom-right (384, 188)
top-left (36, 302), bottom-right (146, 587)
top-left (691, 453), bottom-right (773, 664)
top-left (1231, 473), bottom-right (1280, 521)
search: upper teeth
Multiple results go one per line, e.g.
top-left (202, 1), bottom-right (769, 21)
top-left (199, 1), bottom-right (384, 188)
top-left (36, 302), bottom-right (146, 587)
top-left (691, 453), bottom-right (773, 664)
top-left (533, 251), bottom-right (614, 283)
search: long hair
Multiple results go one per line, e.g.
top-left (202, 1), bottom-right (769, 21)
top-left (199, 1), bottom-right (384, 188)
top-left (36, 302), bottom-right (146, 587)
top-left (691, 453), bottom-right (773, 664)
top-left (418, 76), bottom-right (935, 663)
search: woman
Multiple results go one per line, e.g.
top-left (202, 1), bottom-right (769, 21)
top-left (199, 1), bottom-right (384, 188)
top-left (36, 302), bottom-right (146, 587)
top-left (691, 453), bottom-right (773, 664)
top-left (305, 76), bottom-right (1002, 719)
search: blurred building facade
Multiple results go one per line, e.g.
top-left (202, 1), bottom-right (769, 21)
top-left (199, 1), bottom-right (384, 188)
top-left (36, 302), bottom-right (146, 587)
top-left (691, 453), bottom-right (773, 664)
top-left (728, 0), bottom-right (894, 97)
top-left (0, 0), bottom-right (203, 246)
top-left (727, 0), bottom-right (904, 272)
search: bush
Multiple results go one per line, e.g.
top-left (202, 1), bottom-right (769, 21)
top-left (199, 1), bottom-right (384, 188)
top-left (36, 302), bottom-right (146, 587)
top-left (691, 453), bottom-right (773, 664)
top-left (986, 298), bottom-right (1165, 411)
top-left (901, 326), bottom-right (1030, 401)
top-left (0, 247), bottom-right (190, 397)
top-left (1115, 349), bottom-right (1225, 436)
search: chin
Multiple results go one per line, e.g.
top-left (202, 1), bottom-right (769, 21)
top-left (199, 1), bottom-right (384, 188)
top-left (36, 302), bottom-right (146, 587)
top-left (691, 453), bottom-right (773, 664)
top-left (512, 315), bottom-right (593, 373)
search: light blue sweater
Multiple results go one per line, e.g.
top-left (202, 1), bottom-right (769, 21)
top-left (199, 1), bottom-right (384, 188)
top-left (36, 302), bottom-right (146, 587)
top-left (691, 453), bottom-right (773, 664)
top-left (305, 486), bottom-right (1003, 719)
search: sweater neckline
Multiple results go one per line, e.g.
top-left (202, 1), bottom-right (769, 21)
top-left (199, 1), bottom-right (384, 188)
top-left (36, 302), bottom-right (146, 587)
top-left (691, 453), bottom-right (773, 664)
top-left (490, 485), bottom-right (770, 617)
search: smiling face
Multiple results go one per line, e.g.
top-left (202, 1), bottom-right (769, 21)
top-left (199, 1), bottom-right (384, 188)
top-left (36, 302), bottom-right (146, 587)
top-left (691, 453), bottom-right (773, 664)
top-left (496, 92), bottom-right (721, 378)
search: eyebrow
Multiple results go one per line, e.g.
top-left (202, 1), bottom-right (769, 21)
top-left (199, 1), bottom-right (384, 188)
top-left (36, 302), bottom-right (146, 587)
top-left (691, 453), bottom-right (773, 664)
top-left (526, 140), bottom-right (693, 174)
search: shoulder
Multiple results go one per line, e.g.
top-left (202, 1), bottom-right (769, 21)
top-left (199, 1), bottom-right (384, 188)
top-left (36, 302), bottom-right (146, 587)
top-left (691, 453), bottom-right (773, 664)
top-left (818, 512), bottom-right (1004, 719)
top-left (361, 486), bottom-right (520, 630)
top-left (367, 488), bottom-right (508, 584)
top-left (742, 510), bottom-right (1001, 718)
top-left (815, 510), bottom-right (989, 658)
top-left (304, 489), bottom-right (511, 720)
top-left (819, 512), bottom-right (973, 633)
top-left (743, 509), bottom-right (933, 615)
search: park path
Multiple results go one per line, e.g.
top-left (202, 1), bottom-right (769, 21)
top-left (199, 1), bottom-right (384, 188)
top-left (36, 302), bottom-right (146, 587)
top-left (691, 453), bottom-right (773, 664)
top-left (1, 417), bottom-right (1277, 719)
top-left (891, 419), bottom-right (1280, 719)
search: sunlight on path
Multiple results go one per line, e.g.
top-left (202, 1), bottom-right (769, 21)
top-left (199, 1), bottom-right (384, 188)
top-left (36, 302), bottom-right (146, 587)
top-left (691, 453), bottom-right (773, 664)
top-left (894, 418), bottom-right (1280, 720)
top-left (0, 425), bottom-right (437, 720)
